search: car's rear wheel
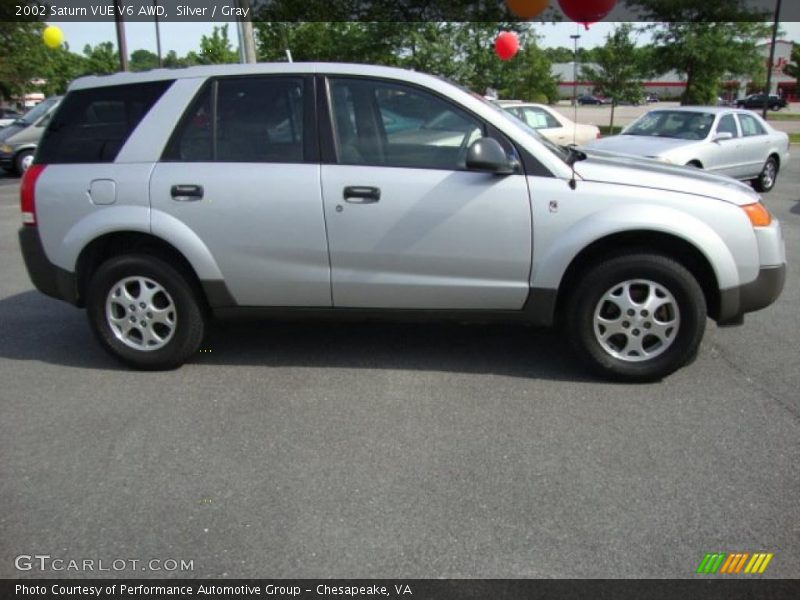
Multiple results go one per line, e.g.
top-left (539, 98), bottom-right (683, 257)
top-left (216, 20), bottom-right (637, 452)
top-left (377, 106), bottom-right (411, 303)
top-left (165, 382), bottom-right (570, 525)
top-left (86, 254), bottom-right (206, 370)
top-left (753, 156), bottom-right (779, 193)
top-left (566, 254), bottom-right (706, 382)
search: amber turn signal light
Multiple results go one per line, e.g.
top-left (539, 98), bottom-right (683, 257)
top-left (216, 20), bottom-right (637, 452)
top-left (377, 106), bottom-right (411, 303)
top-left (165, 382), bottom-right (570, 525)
top-left (741, 202), bottom-right (772, 227)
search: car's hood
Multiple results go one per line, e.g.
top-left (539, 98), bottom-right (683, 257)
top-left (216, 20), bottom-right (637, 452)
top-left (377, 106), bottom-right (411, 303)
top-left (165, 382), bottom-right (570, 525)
top-left (0, 123), bottom-right (25, 142)
top-left (585, 134), bottom-right (699, 157)
top-left (573, 151), bottom-right (761, 206)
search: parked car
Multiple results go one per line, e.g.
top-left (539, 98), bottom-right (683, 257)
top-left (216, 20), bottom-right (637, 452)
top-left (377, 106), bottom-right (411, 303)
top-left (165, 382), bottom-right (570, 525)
top-left (645, 93), bottom-right (660, 103)
top-left (0, 96), bottom-right (62, 175)
top-left (0, 107), bottom-right (23, 128)
top-left (495, 100), bottom-right (600, 146)
top-left (576, 94), bottom-right (609, 106)
top-left (736, 94), bottom-right (788, 111)
top-left (18, 64), bottom-right (785, 381)
top-left (585, 107), bottom-right (790, 192)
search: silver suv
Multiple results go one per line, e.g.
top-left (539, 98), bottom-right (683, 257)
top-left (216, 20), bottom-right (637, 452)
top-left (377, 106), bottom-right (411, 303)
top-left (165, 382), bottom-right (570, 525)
top-left (18, 64), bottom-right (786, 381)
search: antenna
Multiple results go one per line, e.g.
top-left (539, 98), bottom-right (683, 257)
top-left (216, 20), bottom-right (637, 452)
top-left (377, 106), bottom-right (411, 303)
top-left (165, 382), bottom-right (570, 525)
top-left (569, 24), bottom-right (581, 190)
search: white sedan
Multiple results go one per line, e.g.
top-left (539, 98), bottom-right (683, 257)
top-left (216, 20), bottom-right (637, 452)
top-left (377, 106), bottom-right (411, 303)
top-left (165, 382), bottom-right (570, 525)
top-left (585, 107), bottom-right (791, 192)
top-left (495, 100), bottom-right (601, 146)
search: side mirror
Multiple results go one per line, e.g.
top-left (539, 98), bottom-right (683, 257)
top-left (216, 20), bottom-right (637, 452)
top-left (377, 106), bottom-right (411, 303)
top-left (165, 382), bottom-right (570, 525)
top-left (465, 137), bottom-right (517, 175)
top-left (713, 131), bottom-right (734, 142)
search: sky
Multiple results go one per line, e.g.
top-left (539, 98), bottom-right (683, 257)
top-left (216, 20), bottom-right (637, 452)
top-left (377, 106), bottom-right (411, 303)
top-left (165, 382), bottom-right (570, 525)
top-left (54, 20), bottom-right (800, 57)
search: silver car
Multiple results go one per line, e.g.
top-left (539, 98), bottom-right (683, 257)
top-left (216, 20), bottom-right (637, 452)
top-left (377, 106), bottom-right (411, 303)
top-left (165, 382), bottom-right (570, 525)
top-left (18, 64), bottom-right (786, 381)
top-left (585, 107), bottom-right (791, 192)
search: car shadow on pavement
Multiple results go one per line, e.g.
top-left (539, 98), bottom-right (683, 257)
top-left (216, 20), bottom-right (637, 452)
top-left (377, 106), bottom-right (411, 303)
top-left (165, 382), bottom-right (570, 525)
top-left (0, 290), bottom-right (594, 382)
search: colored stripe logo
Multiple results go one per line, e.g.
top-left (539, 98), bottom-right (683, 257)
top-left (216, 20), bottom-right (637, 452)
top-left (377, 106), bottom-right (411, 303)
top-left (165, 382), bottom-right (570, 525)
top-left (696, 552), bottom-right (773, 574)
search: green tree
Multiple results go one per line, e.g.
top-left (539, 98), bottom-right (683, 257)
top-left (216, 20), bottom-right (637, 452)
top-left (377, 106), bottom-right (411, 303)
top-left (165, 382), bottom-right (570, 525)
top-left (39, 43), bottom-right (88, 95)
top-left (162, 50), bottom-right (186, 69)
top-left (83, 42), bottom-right (118, 75)
top-left (130, 49), bottom-right (160, 72)
top-left (581, 24), bottom-right (646, 129)
top-left (0, 22), bottom-right (48, 100)
top-left (255, 22), bottom-right (403, 65)
top-left (628, 1), bottom-right (771, 105)
top-left (196, 24), bottom-right (239, 65)
top-left (785, 44), bottom-right (800, 80)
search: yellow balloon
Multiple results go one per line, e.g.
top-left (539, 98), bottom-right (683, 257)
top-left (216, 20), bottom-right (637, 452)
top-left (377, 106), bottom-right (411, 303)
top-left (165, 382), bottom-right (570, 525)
top-left (506, 0), bottom-right (550, 19)
top-left (43, 26), bottom-right (63, 49)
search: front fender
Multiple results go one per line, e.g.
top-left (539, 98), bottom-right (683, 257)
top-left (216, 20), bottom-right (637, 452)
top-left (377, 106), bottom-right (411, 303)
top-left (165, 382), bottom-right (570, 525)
top-left (530, 203), bottom-right (741, 292)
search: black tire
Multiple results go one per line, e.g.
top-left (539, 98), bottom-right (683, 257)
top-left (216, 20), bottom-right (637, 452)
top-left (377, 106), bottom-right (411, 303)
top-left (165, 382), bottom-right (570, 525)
top-left (13, 150), bottom-right (34, 176)
top-left (752, 156), bottom-right (779, 193)
top-left (565, 254), bottom-right (706, 382)
top-left (685, 160), bottom-right (703, 169)
top-left (86, 254), bottom-right (206, 370)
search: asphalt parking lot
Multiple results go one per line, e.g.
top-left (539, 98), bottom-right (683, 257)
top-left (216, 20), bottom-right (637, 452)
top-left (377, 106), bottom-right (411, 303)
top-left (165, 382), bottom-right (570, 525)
top-left (0, 161), bottom-right (798, 579)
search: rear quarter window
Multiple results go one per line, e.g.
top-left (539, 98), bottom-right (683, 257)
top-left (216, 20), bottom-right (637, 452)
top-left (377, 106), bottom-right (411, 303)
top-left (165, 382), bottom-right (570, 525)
top-left (36, 80), bottom-right (173, 164)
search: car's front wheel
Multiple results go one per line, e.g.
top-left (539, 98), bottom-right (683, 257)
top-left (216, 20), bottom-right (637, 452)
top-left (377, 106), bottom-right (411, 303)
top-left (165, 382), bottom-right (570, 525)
top-left (753, 156), bottom-right (779, 192)
top-left (14, 150), bottom-right (34, 176)
top-left (566, 254), bottom-right (706, 382)
top-left (86, 254), bottom-right (206, 370)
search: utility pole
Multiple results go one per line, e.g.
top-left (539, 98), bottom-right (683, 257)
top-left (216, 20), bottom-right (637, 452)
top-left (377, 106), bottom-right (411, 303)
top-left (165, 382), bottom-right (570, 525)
top-left (238, 0), bottom-right (257, 63)
top-left (154, 0), bottom-right (162, 67)
top-left (114, 0), bottom-right (128, 71)
top-left (763, 0), bottom-right (783, 120)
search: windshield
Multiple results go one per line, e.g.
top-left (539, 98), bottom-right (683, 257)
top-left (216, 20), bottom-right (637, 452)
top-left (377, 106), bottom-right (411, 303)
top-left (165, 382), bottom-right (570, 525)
top-left (18, 97), bottom-right (59, 125)
top-left (623, 110), bottom-right (715, 140)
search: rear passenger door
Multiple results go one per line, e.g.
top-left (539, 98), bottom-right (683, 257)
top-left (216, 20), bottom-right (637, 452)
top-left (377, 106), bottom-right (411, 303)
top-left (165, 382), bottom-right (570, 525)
top-left (736, 113), bottom-right (772, 178)
top-left (149, 76), bottom-right (331, 307)
top-left (319, 76), bottom-right (532, 310)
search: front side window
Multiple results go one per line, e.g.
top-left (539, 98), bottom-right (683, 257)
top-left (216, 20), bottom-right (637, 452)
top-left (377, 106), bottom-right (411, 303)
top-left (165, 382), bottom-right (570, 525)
top-left (37, 82), bottom-right (171, 164)
top-left (328, 78), bottom-right (483, 170)
top-left (163, 76), bottom-right (305, 163)
top-left (738, 113), bottom-right (766, 137)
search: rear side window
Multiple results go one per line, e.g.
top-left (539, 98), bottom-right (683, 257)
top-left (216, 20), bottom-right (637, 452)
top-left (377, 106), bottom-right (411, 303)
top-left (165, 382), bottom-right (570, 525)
top-left (163, 76), bottom-right (306, 163)
top-left (738, 113), bottom-right (766, 137)
top-left (37, 81), bottom-right (173, 164)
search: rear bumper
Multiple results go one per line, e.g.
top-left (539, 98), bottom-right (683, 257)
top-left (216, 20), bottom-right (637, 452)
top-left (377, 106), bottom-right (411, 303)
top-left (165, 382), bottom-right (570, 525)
top-left (18, 226), bottom-right (80, 306)
top-left (717, 264), bottom-right (785, 326)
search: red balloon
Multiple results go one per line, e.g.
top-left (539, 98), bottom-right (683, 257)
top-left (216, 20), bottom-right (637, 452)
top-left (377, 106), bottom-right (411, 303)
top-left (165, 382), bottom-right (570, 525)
top-left (558, 0), bottom-right (617, 24)
top-left (495, 31), bottom-right (520, 61)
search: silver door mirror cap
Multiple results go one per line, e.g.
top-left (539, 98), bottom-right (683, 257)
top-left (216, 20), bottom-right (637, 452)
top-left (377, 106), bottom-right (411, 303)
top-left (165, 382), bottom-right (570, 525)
top-left (466, 137), bottom-right (517, 175)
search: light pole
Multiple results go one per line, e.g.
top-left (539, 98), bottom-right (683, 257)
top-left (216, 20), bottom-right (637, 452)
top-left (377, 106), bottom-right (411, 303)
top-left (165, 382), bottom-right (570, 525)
top-left (763, 0), bottom-right (783, 120)
top-left (571, 33), bottom-right (581, 106)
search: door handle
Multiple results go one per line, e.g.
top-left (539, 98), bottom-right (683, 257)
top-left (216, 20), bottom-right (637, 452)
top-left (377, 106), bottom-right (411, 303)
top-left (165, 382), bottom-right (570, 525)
top-left (343, 186), bottom-right (380, 203)
top-left (171, 184), bottom-right (204, 201)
